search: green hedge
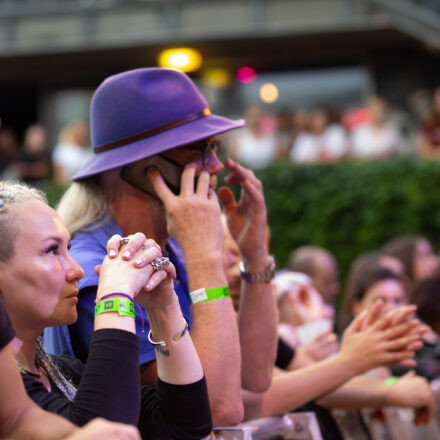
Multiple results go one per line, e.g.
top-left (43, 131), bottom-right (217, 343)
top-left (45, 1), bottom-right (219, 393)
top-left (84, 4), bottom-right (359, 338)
top-left (41, 157), bottom-right (440, 283)
top-left (254, 157), bottom-right (440, 281)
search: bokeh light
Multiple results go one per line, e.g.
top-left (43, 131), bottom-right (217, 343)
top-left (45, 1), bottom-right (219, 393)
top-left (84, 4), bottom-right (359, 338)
top-left (236, 66), bottom-right (257, 84)
top-left (259, 83), bottom-right (279, 103)
top-left (157, 48), bottom-right (202, 72)
top-left (202, 68), bottom-right (232, 88)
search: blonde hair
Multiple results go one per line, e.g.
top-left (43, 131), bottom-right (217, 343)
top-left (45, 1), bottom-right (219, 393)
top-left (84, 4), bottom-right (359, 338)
top-left (0, 181), bottom-right (47, 262)
top-left (56, 179), bottom-right (112, 236)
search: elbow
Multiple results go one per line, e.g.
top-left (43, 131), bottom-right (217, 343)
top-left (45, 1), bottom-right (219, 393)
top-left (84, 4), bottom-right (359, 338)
top-left (242, 371), bottom-right (273, 394)
top-left (212, 399), bottom-right (244, 427)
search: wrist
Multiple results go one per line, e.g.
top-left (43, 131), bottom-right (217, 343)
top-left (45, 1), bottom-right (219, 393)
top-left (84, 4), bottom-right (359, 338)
top-left (242, 252), bottom-right (271, 271)
top-left (334, 351), bottom-right (362, 377)
top-left (186, 254), bottom-right (227, 290)
top-left (97, 284), bottom-right (134, 301)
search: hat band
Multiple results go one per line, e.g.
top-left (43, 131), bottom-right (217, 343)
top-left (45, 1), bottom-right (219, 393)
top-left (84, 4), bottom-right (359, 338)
top-left (94, 108), bottom-right (212, 154)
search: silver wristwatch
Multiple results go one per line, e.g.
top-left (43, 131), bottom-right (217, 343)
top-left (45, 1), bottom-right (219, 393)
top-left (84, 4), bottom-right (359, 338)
top-left (239, 255), bottom-right (276, 283)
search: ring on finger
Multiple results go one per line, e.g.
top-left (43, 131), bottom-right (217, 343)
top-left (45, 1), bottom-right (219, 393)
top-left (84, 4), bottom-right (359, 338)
top-left (151, 256), bottom-right (170, 271)
top-left (120, 237), bottom-right (130, 246)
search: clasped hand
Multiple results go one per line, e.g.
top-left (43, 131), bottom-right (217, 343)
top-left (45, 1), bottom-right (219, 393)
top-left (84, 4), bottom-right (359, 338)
top-left (96, 232), bottom-right (177, 309)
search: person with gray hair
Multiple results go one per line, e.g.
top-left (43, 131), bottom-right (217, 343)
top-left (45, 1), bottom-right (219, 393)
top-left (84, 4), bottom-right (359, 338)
top-left (287, 245), bottom-right (340, 305)
top-left (44, 67), bottom-right (278, 426)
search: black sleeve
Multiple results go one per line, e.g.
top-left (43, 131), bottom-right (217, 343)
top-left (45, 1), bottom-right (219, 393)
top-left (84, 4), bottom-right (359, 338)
top-left (275, 337), bottom-right (295, 370)
top-left (0, 297), bottom-right (15, 350)
top-left (24, 328), bottom-right (140, 427)
top-left (138, 377), bottom-right (212, 440)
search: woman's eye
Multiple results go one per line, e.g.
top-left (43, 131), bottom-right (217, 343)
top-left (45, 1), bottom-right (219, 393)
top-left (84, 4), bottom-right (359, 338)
top-left (46, 244), bottom-right (60, 254)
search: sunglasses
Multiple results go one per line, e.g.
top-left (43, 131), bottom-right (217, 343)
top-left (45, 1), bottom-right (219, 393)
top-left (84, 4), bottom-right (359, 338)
top-left (180, 139), bottom-right (221, 167)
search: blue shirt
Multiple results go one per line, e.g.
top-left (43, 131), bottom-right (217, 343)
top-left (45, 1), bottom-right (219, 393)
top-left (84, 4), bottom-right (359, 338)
top-left (44, 217), bottom-right (192, 366)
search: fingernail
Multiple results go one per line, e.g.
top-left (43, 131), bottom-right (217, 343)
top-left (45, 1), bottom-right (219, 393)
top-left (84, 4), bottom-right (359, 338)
top-left (146, 284), bottom-right (150, 289)
top-left (135, 259), bottom-right (143, 266)
top-left (123, 251), bottom-right (131, 258)
top-left (109, 249), bottom-right (116, 257)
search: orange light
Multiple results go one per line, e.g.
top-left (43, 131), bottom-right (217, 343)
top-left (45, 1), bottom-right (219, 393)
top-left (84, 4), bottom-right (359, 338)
top-left (259, 83), bottom-right (279, 103)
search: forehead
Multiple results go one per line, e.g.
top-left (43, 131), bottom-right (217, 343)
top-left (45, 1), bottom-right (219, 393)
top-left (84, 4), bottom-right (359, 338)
top-left (366, 279), bottom-right (406, 299)
top-left (13, 199), bottom-right (68, 241)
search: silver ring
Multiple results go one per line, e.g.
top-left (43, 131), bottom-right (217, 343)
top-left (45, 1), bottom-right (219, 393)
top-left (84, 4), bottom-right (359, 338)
top-left (151, 256), bottom-right (170, 271)
top-left (120, 237), bottom-right (130, 246)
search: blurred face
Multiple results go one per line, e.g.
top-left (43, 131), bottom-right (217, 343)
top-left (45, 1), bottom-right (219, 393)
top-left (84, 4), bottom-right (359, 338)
top-left (310, 110), bottom-right (328, 135)
top-left (354, 279), bottom-right (407, 317)
top-left (0, 200), bottom-right (84, 332)
top-left (413, 239), bottom-right (438, 281)
top-left (368, 98), bottom-right (387, 125)
top-left (312, 254), bottom-right (340, 305)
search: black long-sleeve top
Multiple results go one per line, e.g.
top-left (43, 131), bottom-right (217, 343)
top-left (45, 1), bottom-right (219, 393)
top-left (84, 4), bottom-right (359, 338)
top-left (23, 329), bottom-right (212, 439)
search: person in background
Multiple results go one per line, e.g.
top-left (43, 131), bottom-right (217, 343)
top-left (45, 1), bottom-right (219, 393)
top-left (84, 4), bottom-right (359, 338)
top-left (287, 245), bottom-right (339, 306)
top-left (418, 86), bottom-right (440, 157)
top-left (338, 250), bottom-right (405, 333)
top-left (382, 235), bottom-right (438, 286)
top-left (290, 107), bottom-right (348, 164)
top-left (53, 121), bottom-right (92, 184)
top-left (229, 105), bottom-right (279, 169)
top-left (0, 128), bottom-right (19, 179)
top-left (12, 124), bottom-right (51, 183)
top-left (351, 96), bottom-right (404, 159)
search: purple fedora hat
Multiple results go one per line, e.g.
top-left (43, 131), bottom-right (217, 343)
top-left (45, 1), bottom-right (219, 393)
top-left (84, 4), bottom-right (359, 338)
top-left (73, 67), bottom-right (245, 180)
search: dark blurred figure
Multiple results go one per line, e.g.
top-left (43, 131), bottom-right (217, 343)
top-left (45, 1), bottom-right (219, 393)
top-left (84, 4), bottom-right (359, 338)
top-left (382, 235), bottom-right (438, 286)
top-left (287, 245), bottom-right (339, 306)
top-left (351, 96), bottom-right (404, 159)
top-left (290, 107), bottom-right (348, 164)
top-left (0, 128), bottom-right (19, 178)
top-left (418, 86), bottom-right (440, 157)
top-left (276, 110), bottom-right (294, 158)
top-left (13, 124), bottom-right (51, 183)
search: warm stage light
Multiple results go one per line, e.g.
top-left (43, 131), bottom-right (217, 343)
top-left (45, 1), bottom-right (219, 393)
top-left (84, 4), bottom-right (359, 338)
top-left (259, 83), bottom-right (279, 103)
top-left (157, 48), bottom-right (202, 72)
top-left (202, 68), bottom-right (232, 88)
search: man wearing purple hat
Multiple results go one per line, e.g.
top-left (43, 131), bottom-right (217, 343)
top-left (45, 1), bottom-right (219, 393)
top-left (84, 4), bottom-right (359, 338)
top-left (44, 68), bottom-right (278, 426)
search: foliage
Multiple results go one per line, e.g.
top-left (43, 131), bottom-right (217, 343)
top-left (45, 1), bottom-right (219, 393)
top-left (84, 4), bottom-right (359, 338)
top-left (252, 157), bottom-right (440, 282)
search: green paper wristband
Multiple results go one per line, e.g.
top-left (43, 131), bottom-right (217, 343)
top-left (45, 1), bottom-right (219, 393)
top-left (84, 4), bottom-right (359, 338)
top-left (94, 298), bottom-right (135, 318)
top-left (189, 286), bottom-right (230, 304)
top-left (384, 376), bottom-right (400, 386)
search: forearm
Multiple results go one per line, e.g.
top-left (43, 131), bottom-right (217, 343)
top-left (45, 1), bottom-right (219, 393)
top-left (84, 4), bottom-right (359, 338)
top-left (317, 376), bottom-right (389, 409)
top-left (238, 278), bottom-right (278, 392)
top-left (186, 255), bottom-right (243, 426)
top-left (6, 404), bottom-right (77, 440)
top-left (242, 389), bottom-right (264, 421)
top-left (261, 354), bottom-right (357, 416)
top-left (144, 297), bottom-right (203, 385)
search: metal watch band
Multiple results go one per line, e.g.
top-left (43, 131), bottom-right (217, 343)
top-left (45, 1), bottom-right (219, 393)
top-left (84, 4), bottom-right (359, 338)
top-left (239, 255), bottom-right (276, 283)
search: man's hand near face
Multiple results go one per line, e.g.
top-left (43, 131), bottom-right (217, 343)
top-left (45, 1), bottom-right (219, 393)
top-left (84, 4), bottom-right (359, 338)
top-left (148, 164), bottom-right (244, 426)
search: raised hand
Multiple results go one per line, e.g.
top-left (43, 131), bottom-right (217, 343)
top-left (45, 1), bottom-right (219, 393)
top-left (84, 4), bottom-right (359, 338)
top-left (339, 301), bottom-right (428, 375)
top-left (218, 158), bottom-right (268, 267)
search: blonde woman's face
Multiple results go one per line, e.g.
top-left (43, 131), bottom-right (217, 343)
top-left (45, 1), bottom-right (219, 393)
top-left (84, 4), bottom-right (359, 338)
top-left (0, 200), bottom-right (84, 330)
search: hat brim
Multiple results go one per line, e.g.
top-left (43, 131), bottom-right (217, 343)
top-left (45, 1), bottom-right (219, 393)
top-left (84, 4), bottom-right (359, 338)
top-left (73, 114), bottom-right (245, 181)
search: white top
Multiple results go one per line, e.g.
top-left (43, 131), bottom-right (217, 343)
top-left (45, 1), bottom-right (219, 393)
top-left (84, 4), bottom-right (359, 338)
top-left (351, 123), bottom-right (402, 158)
top-left (233, 129), bottom-right (278, 170)
top-left (290, 125), bottom-right (349, 164)
top-left (52, 142), bottom-right (93, 181)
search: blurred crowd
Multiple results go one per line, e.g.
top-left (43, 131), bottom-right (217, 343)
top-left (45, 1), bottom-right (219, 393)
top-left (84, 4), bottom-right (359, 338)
top-left (0, 120), bottom-right (91, 185)
top-left (225, 87), bottom-right (440, 169)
